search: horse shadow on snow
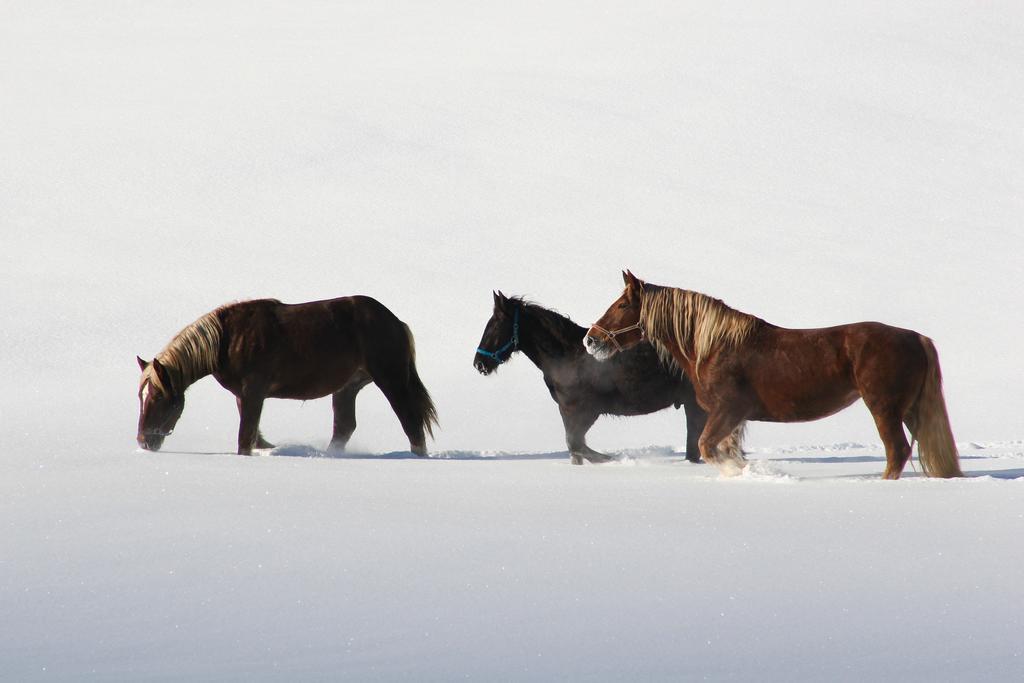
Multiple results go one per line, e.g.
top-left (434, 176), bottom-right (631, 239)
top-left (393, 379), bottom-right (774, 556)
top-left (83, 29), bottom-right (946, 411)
top-left (151, 447), bottom-right (1024, 478)
top-left (269, 444), bottom-right (570, 461)
top-left (775, 453), bottom-right (1023, 480)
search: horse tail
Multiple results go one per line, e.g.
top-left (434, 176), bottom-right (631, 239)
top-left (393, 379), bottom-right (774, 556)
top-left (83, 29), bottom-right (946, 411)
top-left (402, 323), bottom-right (439, 439)
top-left (905, 335), bottom-right (962, 478)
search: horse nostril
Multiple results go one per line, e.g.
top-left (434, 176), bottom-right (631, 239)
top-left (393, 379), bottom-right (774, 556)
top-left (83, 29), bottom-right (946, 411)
top-left (585, 336), bottom-right (594, 346)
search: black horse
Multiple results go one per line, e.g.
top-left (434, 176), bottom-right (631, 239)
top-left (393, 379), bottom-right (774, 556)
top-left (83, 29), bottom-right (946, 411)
top-left (137, 296), bottom-right (437, 455)
top-left (473, 292), bottom-right (744, 464)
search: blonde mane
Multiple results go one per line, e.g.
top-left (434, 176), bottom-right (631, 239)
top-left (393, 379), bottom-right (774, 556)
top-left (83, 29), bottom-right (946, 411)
top-left (639, 286), bottom-right (760, 378)
top-left (142, 308), bottom-right (224, 393)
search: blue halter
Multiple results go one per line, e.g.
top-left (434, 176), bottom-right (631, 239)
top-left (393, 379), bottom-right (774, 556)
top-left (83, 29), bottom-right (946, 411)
top-left (476, 307), bottom-right (520, 364)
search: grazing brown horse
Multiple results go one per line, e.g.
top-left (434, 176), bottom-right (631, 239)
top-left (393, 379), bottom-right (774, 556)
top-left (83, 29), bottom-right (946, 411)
top-left (137, 297), bottom-right (438, 456)
top-left (586, 271), bottom-right (962, 479)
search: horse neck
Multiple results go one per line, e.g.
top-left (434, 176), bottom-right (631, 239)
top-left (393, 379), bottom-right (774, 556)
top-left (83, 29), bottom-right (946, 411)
top-left (517, 306), bottom-right (587, 369)
top-left (171, 355), bottom-right (214, 392)
top-left (156, 311), bottom-right (222, 392)
top-left (641, 286), bottom-right (766, 381)
top-left (660, 340), bottom-right (697, 381)
top-left (156, 358), bottom-right (207, 395)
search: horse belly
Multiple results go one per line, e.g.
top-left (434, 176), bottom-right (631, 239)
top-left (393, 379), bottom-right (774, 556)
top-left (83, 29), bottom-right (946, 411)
top-left (751, 386), bottom-right (861, 422)
top-left (572, 366), bottom-right (678, 417)
top-left (268, 380), bottom-right (346, 401)
top-left (746, 329), bottom-right (860, 422)
top-left (614, 388), bottom-right (678, 416)
top-left (218, 350), bottom-right (363, 401)
top-left (267, 360), bottom-right (363, 400)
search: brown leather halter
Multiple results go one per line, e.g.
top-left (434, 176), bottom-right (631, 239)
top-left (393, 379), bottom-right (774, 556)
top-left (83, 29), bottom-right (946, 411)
top-left (588, 322), bottom-right (645, 352)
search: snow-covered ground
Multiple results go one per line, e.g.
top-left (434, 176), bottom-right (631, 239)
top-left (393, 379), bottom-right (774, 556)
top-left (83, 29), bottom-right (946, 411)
top-left (2, 0), bottom-right (1023, 680)
top-left (3, 442), bottom-right (1023, 680)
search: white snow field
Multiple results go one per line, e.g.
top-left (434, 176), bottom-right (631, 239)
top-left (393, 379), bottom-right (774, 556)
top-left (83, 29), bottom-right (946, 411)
top-left (2, 0), bottom-right (1023, 680)
top-left (2, 443), bottom-right (1024, 681)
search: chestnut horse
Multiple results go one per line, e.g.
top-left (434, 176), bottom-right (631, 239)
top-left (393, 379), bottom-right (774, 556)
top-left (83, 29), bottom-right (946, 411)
top-left (137, 297), bottom-right (437, 456)
top-left (473, 292), bottom-right (744, 464)
top-left (586, 271), bottom-right (962, 479)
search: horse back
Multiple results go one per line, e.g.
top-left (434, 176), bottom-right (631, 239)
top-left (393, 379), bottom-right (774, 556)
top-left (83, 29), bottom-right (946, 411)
top-left (732, 321), bottom-right (926, 422)
top-left (214, 296), bottom-right (411, 400)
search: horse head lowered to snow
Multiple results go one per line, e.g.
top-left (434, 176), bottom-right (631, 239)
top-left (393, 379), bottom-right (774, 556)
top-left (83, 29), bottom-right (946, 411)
top-left (136, 356), bottom-right (186, 451)
top-left (137, 296), bottom-right (437, 456)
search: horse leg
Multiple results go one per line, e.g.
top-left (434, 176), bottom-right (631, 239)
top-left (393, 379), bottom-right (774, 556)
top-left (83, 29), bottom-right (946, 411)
top-left (698, 410), bottom-right (748, 477)
top-left (373, 376), bottom-right (428, 456)
top-left (237, 396), bottom-right (273, 450)
top-left (236, 395), bottom-right (266, 456)
top-left (859, 380), bottom-right (915, 478)
top-left (559, 405), bottom-right (606, 465)
top-left (870, 409), bottom-right (913, 480)
top-left (717, 422), bottom-right (746, 463)
top-left (683, 401), bottom-right (708, 463)
top-left (329, 373), bottom-right (371, 452)
top-left (235, 397), bottom-right (274, 450)
top-left (328, 388), bottom-right (358, 453)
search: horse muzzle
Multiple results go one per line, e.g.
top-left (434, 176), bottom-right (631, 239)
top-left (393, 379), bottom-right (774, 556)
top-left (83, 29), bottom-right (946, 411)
top-left (584, 336), bottom-right (615, 360)
top-left (474, 355), bottom-right (497, 376)
top-left (138, 430), bottom-right (170, 451)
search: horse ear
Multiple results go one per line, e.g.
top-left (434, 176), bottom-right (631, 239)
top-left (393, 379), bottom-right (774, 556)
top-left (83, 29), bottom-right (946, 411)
top-left (624, 270), bottom-right (644, 292)
top-left (137, 356), bottom-right (150, 371)
top-left (494, 290), bottom-right (508, 312)
top-left (151, 358), bottom-right (171, 388)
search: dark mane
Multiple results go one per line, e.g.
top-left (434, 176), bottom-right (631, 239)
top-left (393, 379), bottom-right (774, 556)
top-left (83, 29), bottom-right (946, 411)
top-left (508, 296), bottom-right (588, 356)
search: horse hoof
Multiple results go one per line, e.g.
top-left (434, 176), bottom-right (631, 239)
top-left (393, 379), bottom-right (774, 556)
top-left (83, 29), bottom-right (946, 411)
top-left (716, 460), bottom-right (746, 477)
